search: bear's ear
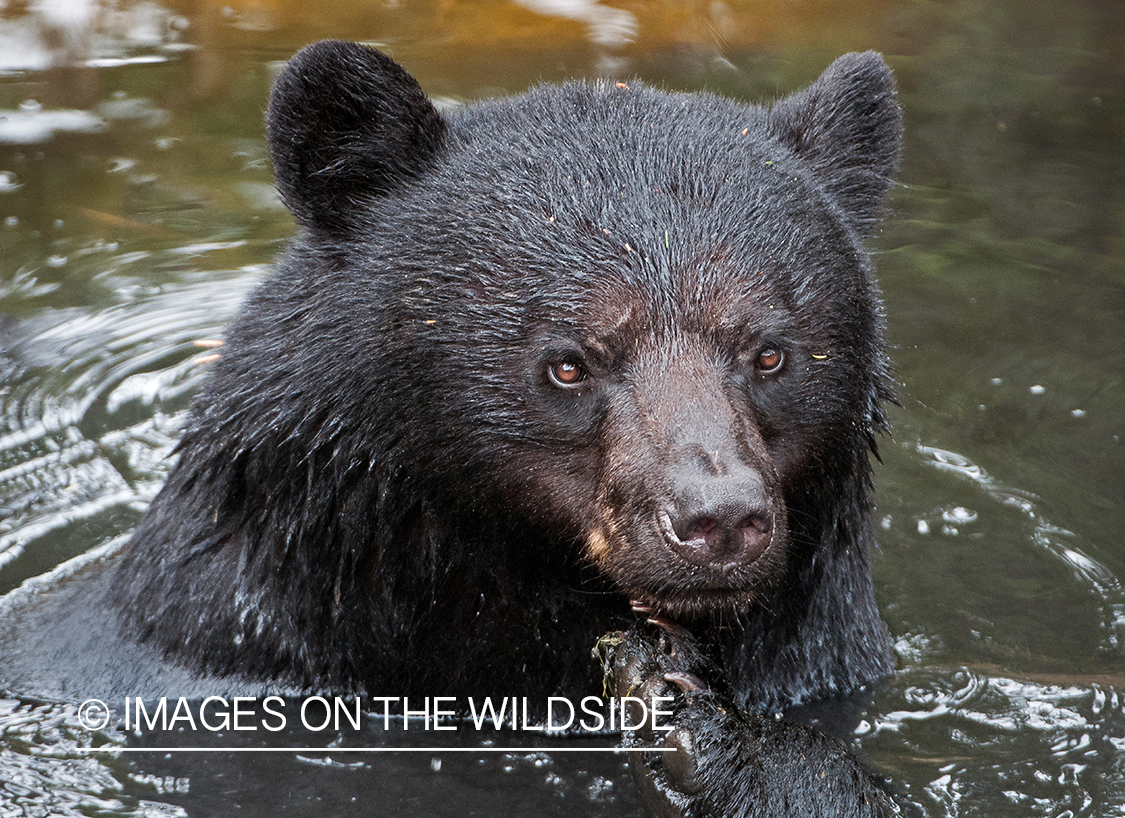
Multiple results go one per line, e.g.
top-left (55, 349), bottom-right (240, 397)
top-left (767, 52), bottom-right (902, 234)
top-left (266, 40), bottom-right (446, 233)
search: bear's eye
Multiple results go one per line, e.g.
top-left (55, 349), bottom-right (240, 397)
top-left (755, 347), bottom-right (784, 374)
top-left (547, 360), bottom-right (587, 388)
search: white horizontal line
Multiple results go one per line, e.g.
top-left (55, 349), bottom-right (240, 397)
top-left (66, 746), bottom-right (672, 754)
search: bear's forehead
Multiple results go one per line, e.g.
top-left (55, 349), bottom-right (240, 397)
top-left (546, 261), bottom-right (796, 343)
top-left (501, 215), bottom-right (862, 338)
top-left (379, 81), bottom-right (870, 343)
top-left (449, 81), bottom-right (782, 189)
top-left (434, 86), bottom-right (852, 265)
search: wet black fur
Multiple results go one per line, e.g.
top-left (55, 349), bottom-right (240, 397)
top-left (0, 39), bottom-right (908, 818)
top-left (99, 42), bottom-right (902, 717)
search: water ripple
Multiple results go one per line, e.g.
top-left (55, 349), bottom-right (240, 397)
top-left (0, 698), bottom-right (142, 818)
top-left (0, 268), bottom-right (260, 589)
top-left (862, 667), bottom-right (1125, 818)
top-left (918, 445), bottom-right (1125, 652)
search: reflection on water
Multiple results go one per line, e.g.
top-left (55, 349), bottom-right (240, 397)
top-left (514, 1), bottom-right (638, 47)
top-left (0, 0), bottom-right (1123, 816)
top-left (0, 101), bottom-right (107, 145)
top-left (0, 0), bottom-right (189, 73)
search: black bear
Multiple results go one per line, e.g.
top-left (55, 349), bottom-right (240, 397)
top-left (1, 41), bottom-right (902, 816)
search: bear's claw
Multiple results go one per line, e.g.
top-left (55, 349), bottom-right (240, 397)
top-left (663, 670), bottom-right (707, 694)
top-left (609, 622), bottom-right (901, 818)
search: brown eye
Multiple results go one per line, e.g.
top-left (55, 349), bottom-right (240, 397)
top-left (548, 360), bottom-right (586, 387)
top-left (756, 347), bottom-right (784, 374)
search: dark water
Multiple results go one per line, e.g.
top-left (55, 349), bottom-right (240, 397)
top-left (1, 1), bottom-right (1123, 816)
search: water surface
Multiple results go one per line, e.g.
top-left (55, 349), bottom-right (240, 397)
top-left (1, 1), bottom-right (1123, 816)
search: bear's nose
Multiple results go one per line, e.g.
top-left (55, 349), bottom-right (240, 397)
top-left (663, 473), bottom-right (773, 568)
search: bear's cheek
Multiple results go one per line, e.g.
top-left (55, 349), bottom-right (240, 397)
top-left (493, 446), bottom-right (604, 534)
top-left (747, 354), bottom-right (872, 483)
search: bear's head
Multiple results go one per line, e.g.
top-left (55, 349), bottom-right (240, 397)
top-left (261, 41), bottom-right (901, 619)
